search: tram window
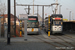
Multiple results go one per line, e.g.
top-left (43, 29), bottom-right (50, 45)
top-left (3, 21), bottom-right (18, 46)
top-left (53, 21), bottom-right (62, 25)
top-left (61, 22), bottom-right (62, 25)
top-left (27, 22), bottom-right (38, 28)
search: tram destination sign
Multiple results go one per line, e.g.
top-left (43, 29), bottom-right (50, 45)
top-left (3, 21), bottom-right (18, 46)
top-left (28, 18), bottom-right (36, 20)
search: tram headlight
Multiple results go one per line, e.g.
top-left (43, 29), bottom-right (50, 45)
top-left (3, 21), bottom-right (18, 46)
top-left (27, 29), bottom-right (29, 31)
top-left (35, 29), bottom-right (38, 31)
top-left (59, 27), bottom-right (61, 28)
top-left (27, 29), bottom-right (31, 31)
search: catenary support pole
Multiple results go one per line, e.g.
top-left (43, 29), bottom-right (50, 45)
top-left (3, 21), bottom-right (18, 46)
top-left (7, 0), bottom-right (11, 44)
top-left (37, 6), bottom-right (38, 16)
top-left (14, 0), bottom-right (16, 36)
top-left (42, 6), bottom-right (44, 29)
top-left (28, 6), bottom-right (30, 15)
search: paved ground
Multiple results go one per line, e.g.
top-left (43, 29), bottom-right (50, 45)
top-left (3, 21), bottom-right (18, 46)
top-left (0, 42), bottom-right (56, 50)
top-left (0, 42), bottom-right (75, 50)
top-left (0, 30), bottom-right (75, 50)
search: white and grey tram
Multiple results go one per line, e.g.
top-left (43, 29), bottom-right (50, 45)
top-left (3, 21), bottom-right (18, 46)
top-left (44, 14), bottom-right (63, 34)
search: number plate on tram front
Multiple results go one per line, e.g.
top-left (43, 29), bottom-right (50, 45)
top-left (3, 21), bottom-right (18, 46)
top-left (32, 28), bottom-right (34, 32)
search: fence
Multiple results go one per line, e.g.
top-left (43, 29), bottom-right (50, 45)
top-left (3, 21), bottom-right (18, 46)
top-left (63, 22), bottom-right (75, 31)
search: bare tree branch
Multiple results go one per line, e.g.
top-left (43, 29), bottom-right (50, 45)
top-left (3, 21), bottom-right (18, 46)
top-left (0, 3), bottom-right (6, 14)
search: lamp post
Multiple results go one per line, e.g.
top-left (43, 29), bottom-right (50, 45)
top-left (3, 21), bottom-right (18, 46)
top-left (69, 11), bottom-right (71, 21)
top-left (66, 8), bottom-right (74, 32)
top-left (72, 13), bottom-right (74, 20)
top-left (67, 8), bottom-right (74, 20)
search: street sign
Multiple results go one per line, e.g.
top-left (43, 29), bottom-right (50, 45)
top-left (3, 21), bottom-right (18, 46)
top-left (19, 14), bottom-right (28, 20)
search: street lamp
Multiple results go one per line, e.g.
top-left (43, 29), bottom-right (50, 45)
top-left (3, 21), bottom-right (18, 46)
top-left (66, 8), bottom-right (74, 32)
top-left (66, 8), bottom-right (74, 20)
top-left (69, 11), bottom-right (71, 21)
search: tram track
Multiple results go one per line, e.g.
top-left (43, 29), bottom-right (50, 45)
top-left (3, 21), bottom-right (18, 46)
top-left (52, 35), bottom-right (75, 47)
top-left (64, 35), bottom-right (73, 38)
top-left (29, 35), bottom-right (71, 50)
top-left (63, 35), bottom-right (75, 42)
top-left (41, 30), bottom-right (74, 47)
top-left (29, 35), bottom-right (58, 46)
top-left (28, 30), bottom-right (75, 50)
top-left (36, 35), bottom-right (69, 47)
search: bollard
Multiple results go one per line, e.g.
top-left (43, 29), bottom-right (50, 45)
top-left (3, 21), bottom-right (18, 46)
top-left (4, 22), bottom-right (7, 38)
top-left (20, 20), bottom-right (22, 37)
top-left (48, 15), bottom-right (50, 37)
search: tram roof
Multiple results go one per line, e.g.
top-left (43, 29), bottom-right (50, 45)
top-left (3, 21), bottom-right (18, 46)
top-left (28, 15), bottom-right (38, 16)
top-left (51, 14), bottom-right (63, 18)
top-left (28, 15), bottom-right (38, 17)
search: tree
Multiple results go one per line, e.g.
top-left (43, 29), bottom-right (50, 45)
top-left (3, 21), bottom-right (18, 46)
top-left (0, 2), bottom-right (6, 37)
top-left (0, 3), bottom-right (6, 14)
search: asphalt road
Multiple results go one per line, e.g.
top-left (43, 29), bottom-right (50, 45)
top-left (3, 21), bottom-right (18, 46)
top-left (0, 30), bottom-right (75, 50)
top-left (0, 42), bottom-right (75, 50)
top-left (0, 42), bottom-right (56, 50)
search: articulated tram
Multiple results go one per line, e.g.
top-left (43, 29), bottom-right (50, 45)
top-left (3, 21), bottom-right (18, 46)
top-left (27, 15), bottom-right (39, 34)
top-left (44, 14), bottom-right (63, 34)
